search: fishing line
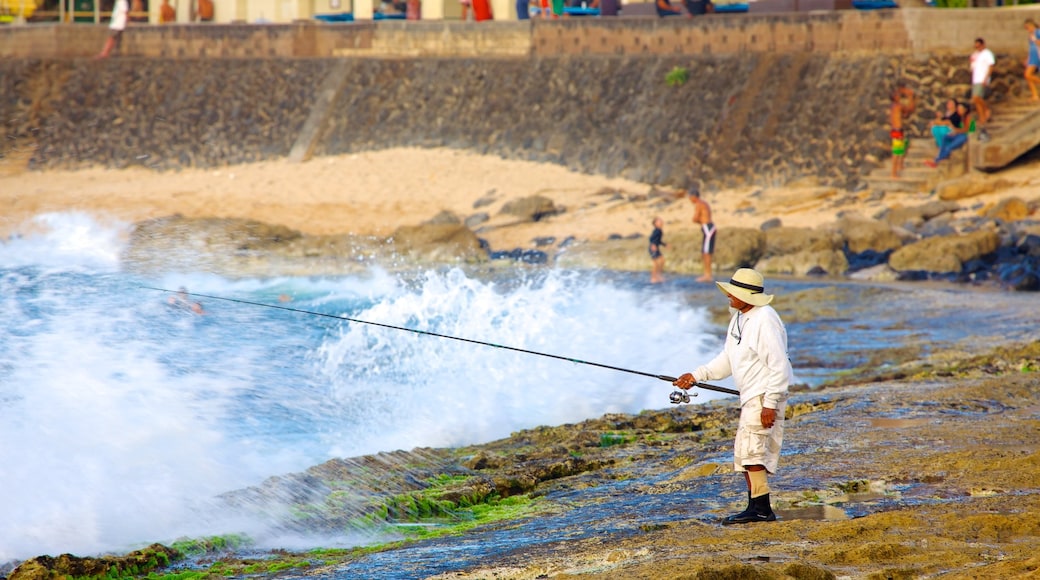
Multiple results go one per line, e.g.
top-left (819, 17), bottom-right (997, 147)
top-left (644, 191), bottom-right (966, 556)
top-left (143, 286), bottom-right (738, 398)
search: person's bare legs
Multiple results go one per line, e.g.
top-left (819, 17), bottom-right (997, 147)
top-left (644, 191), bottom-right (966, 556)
top-left (696, 254), bottom-right (713, 282)
top-left (651, 255), bottom-right (665, 284)
top-left (1027, 65), bottom-right (1040, 102)
top-left (96, 36), bottom-right (116, 59)
top-left (973, 96), bottom-right (990, 125)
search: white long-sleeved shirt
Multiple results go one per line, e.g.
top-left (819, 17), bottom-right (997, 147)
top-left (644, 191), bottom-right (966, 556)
top-left (695, 304), bottom-right (792, 409)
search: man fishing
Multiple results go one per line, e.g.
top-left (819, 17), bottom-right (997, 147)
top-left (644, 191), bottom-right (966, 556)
top-left (672, 268), bottom-right (792, 524)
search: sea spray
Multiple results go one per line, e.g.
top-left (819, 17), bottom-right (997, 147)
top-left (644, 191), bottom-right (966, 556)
top-left (312, 268), bottom-right (721, 456)
top-left (0, 215), bottom-right (721, 561)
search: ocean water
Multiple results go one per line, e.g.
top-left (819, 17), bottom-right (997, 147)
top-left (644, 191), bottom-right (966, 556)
top-left (1, 212), bottom-right (1037, 563)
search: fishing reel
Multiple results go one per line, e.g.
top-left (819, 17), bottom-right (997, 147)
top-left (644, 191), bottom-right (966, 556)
top-left (669, 389), bottom-right (696, 405)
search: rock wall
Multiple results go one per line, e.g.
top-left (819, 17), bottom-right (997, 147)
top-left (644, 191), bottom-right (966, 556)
top-left (1, 51), bottom-right (1029, 189)
top-left (3, 59), bottom-right (330, 170)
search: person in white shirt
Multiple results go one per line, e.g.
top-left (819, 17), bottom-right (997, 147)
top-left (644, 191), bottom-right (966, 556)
top-left (970, 37), bottom-right (996, 141)
top-left (97, 0), bottom-right (129, 59)
top-left (673, 268), bottom-right (793, 524)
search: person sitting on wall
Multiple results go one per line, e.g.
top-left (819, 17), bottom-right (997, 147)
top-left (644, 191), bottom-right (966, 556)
top-left (684, 0), bottom-right (713, 17)
top-left (925, 101), bottom-right (973, 169)
top-left (656, 0), bottom-right (682, 16)
top-left (928, 99), bottom-right (959, 148)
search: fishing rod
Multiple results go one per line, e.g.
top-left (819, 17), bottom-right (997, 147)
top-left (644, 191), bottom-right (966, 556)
top-left (144, 286), bottom-right (738, 400)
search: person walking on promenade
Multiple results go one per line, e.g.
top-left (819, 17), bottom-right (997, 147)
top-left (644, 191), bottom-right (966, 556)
top-left (160, 0), bottom-right (176, 23)
top-left (649, 217), bottom-right (666, 284)
top-left (96, 0), bottom-right (129, 59)
top-left (889, 85), bottom-right (915, 178)
top-left (672, 268), bottom-right (793, 525)
top-left (1024, 19), bottom-right (1040, 102)
top-left (970, 38), bottom-right (995, 141)
top-left (688, 185), bottom-right (715, 282)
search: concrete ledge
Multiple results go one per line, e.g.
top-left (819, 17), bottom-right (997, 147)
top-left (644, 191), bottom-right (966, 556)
top-left (1, 7), bottom-right (1037, 59)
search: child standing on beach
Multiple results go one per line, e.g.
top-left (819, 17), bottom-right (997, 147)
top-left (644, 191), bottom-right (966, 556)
top-left (649, 217), bottom-right (666, 284)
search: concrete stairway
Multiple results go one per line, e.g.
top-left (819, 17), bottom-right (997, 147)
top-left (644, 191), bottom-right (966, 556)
top-left (863, 139), bottom-right (939, 194)
top-left (971, 99), bottom-right (1040, 170)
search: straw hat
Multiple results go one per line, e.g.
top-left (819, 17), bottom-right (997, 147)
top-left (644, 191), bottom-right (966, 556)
top-left (716, 268), bottom-right (774, 306)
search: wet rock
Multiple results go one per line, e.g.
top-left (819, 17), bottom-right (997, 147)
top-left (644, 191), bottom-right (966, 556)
top-left (844, 247), bottom-right (894, 273)
top-left (1019, 233), bottom-right (1040, 256)
top-left (435, 476), bottom-right (497, 505)
top-left (390, 224), bottom-right (488, 264)
top-left (756, 250), bottom-right (849, 278)
top-left (9, 545), bottom-right (179, 580)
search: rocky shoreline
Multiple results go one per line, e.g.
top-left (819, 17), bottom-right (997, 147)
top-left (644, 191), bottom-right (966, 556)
top-left (6, 341), bottom-right (1039, 580)
top-left (121, 182), bottom-right (1040, 292)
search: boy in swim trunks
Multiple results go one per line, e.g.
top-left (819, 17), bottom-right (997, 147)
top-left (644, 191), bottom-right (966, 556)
top-left (889, 85), bottom-right (915, 178)
top-left (688, 185), bottom-right (715, 282)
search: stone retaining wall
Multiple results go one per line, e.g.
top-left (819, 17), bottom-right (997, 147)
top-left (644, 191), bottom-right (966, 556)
top-left (2, 8), bottom-right (1038, 59)
top-left (0, 51), bottom-right (1029, 187)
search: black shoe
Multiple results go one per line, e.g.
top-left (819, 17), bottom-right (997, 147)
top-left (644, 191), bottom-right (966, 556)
top-left (722, 493), bottom-right (776, 525)
top-left (979, 130), bottom-right (991, 143)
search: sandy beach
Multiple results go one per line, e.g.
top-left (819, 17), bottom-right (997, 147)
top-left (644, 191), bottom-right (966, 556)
top-left (5, 147), bottom-right (1036, 260)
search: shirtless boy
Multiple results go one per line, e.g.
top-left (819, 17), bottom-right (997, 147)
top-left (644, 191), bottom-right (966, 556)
top-left (688, 186), bottom-right (715, 282)
top-left (889, 85), bottom-right (916, 178)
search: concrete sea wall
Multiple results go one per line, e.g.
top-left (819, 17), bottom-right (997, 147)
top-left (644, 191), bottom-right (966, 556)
top-left (1, 52), bottom-right (1029, 189)
top-left (0, 8), bottom-right (1036, 189)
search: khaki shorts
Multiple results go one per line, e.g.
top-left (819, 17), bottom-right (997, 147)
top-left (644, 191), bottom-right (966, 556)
top-left (734, 394), bottom-right (786, 474)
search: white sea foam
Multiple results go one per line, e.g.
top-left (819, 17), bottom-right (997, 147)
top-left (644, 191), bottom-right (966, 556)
top-left (0, 217), bottom-right (722, 562)
top-left (0, 212), bottom-right (128, 272)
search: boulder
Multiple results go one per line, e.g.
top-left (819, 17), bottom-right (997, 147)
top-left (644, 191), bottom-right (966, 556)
top-left (879, 200), bottom-right (960, 228)
top-left (390, 224), bottom-right (488, 264)
top-left (122, 215), bottom-right (305, 274)
top-left (888, 230), bottom-right (1001, 274)
top-left (499, 195), bottom-right (564, 222)
top-left (762, 226), bottom-right (843, 258)
top-left (827, 214), bottom-right (909, 254)
top-left (755, 250), bottom-right (849, 277)
top-left (983, 197), bottom-right (1030, 222)
top-left (936, 177), bottom-right (1014, 201)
